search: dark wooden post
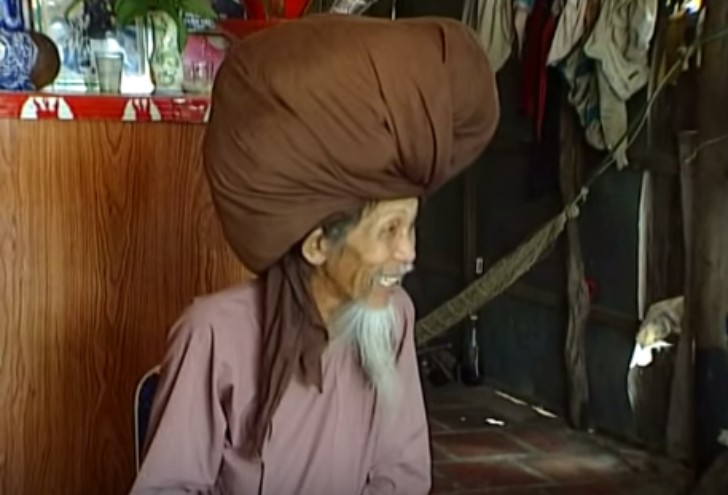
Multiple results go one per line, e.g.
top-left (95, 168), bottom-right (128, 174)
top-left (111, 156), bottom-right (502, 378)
top-left (559, 102), bottom-right (590, 429)
top-left (665, 130), bottom-right (698, 465)
top-left (689, 0), bottom-right (728, 473)
top-left (459, 0), bottom-right (484, 386)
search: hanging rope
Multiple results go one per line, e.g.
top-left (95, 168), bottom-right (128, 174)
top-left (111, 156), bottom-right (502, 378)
top-left (414, 23), bottom-right (728, 347)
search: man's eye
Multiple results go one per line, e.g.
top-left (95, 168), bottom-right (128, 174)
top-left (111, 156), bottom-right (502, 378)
top-left (383, 221), bottom-right (399, 236)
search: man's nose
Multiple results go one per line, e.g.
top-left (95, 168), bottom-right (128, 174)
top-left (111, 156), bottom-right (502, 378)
top-left (393, 233), bottom-right (416, 265)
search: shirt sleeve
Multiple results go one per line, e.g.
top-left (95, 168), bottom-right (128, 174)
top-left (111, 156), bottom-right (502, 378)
top-left (362, 294), bottom-right (432, 495)
top-left (129, 308), bottom-right (228, 495)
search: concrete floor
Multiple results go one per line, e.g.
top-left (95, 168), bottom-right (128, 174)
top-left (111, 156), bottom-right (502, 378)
top-left (424, 384), bottom-right (691, 494)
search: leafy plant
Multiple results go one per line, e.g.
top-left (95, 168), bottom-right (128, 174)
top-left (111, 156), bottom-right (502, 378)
top-left (114, 0), bottom-right (217, 50)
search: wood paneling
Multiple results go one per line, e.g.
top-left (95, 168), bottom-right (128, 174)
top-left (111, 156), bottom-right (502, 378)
top-left (0, 119), bottom-right (249, 494)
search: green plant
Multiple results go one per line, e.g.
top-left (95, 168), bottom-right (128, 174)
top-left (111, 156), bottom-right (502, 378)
top-left (114, 0), bottom-right (217, 50)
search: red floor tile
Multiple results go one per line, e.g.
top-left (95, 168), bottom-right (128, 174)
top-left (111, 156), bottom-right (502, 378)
top-left (437, 461), bottom-right (545, 489)
top-left (523, 454), bottom-right (632, 484)
top-left (543, 480), bottom-right (682, 495)
top-left (543, 483), bottom-right (623, 495)
top-left (433, 431), bottom-right (529, 459)
top-left (430, 408), bottom-right (497, 431)
top-left (431, 468), bottom-right (460, 494)
top-left (429, 418), bottom-right (451, 433)
top-left (612, 448), bottom-right (655, 473)
top-left (432, 443), bottom-right (454, 462)
top-left (424, 385), bottom-right (688, 495)
top-left (462, 490), bottom-right (548, 495)
top-left (506, 426), bottom-right (593, 454)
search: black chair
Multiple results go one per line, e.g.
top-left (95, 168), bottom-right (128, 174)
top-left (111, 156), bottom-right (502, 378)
top-left (134, 366), bottom-right (160, 472)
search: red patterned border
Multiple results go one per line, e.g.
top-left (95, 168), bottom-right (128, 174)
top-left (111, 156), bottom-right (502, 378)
top-left (0, 92), bottom-right (212, 124)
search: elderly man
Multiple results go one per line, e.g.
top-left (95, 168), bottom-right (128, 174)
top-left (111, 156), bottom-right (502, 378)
top-left (130, 13), bottom-right (498, 495)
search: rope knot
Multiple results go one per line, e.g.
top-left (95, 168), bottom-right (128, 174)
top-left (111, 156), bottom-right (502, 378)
top-left (566, 203), bottom-right (581, 220)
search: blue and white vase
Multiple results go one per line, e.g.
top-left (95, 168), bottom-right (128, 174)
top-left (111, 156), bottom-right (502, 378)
top-left (0, 29), bottom-right (38, 91)
top-left (0, 0), bottom-right (25, 32)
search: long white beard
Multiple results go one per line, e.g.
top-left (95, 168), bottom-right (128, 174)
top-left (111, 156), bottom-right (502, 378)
top-left (331, 302), bottom-right (400, 407)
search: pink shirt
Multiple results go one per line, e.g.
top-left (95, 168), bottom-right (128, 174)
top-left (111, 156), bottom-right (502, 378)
top-left (130, 281), bottom-right (431, 494)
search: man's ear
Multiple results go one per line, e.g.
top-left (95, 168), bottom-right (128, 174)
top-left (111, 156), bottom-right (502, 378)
top-left (301, 227), bottom-right (330, 266)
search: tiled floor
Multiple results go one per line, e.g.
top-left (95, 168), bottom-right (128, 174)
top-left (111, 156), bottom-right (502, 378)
top-left (424, 385), bottom-right (691, 494)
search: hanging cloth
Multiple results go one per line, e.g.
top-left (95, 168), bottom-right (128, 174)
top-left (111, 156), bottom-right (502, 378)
top-left (583, 0), bottom-right (658, 167)
top-left (559, 47), bottom-right (605, 152)
top-left (548, 0), bottom-right (590, 65)
top-left (514, 0), bottom-right (535, 55)
top-left (519, 0), bottom-right (558, 140)
top-left (476, 0), bottom-right (514, 72)
top-left (554, 0), bottom-right (604, 152)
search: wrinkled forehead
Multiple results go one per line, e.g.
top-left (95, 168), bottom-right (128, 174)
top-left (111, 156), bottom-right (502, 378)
top-left (346, 198), bottom-right (419, 238)
top-left (364, 198), bottom-right (419, 220)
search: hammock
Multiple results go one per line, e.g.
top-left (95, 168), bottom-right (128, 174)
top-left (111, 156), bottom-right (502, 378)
top-left (413, 23), bottom-right (720, 346)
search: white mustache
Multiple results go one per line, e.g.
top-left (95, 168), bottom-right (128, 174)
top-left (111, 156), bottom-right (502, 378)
top-left (379, 263), bottom-right (415, 278)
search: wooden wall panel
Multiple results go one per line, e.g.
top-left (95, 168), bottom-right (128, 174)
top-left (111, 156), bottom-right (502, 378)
top-left (0, 119), bottom-right (249, 495)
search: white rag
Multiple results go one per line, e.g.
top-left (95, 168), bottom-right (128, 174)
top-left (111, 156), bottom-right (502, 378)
top-left (584, 0), bottom-right (658, 167)
top-left (548, 0), bottom-right (590, 65)
top-left (476, 0), bottom-right (514, 71)
top-left (584, 0), bottom-right (658, 100)
top-left (560, 48), bottom-right (606, 151)
top-left (556, 0), bottom-right (658, 167)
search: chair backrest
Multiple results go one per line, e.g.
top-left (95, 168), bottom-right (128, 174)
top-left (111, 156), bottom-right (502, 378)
top-left (134, 365), bottom-right (160, 473)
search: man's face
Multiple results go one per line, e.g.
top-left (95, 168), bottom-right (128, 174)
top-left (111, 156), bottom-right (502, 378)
top-left (320, 198), bottom-right (418, 309)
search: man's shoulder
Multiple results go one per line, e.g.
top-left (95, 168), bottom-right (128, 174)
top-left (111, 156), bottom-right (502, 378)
top-left (189, 279), bottom-right (262, 322)
top-left (391, 287), bottom-right (417, 346)
top-left (167, 280), bottom-right (262, 349)
top-left (392, 286), bottom-right (416, 323)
